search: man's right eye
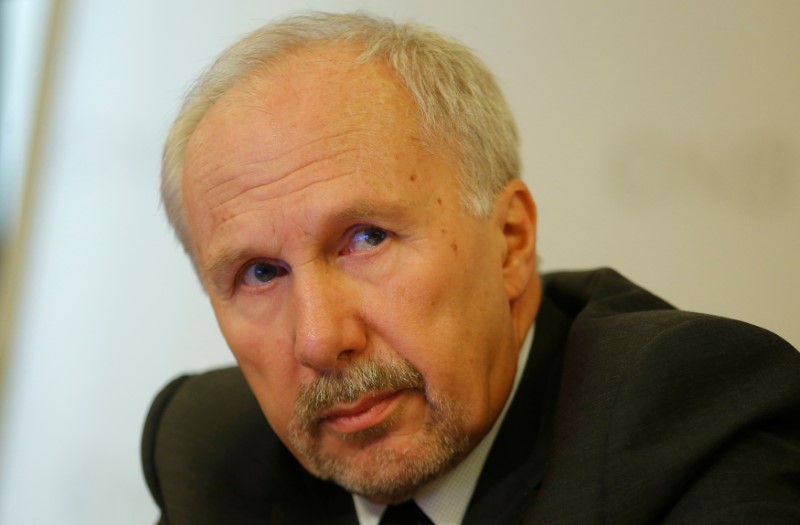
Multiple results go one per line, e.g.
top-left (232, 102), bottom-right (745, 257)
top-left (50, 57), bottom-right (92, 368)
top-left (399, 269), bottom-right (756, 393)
top-left (241, 261), bottom-right (287, 287)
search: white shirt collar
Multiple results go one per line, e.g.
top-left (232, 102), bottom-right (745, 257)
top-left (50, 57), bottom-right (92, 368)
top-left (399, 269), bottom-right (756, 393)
top-left (353, 324), bottom-right (535, 525)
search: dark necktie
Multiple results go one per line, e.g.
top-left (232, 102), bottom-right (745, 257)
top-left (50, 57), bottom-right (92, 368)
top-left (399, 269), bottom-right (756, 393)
top-left (379, 500), bottom-right (435, 525)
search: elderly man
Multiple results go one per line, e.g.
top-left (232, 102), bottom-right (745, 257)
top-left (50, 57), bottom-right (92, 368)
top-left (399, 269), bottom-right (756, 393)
top-left (142, 12), bottom-right (800, 525)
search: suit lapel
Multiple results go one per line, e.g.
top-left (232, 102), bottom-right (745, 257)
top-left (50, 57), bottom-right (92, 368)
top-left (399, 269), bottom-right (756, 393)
top-left (270, 469), bottom-right (359, 524)
top-left (462, 297), bottom-right (571, 525)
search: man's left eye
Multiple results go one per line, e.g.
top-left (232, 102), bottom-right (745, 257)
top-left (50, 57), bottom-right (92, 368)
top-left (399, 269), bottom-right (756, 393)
top-left (348, 226), bottom-right (388, 253)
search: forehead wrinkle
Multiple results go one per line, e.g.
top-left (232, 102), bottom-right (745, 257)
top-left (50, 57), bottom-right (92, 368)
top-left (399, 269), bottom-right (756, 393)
top-left (195, 127), bottom-right (370, 204)
top-left (206, 141), bottom-right (370, 221)
top-left (209, 167), bottom-right (363, 234)
top-left (200, 138), bottom-right (380, 233)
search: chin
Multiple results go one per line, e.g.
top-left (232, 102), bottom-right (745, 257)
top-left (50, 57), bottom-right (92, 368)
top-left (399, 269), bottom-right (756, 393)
top-left (289, 396), bottom-right (470, 500)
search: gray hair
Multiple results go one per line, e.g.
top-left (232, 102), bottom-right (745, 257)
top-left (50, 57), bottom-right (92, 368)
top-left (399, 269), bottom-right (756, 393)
top-left (161, 12), bottom-right (520, 255)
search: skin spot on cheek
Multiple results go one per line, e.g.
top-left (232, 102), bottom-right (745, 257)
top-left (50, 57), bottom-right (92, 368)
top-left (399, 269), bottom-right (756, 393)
top-left (409, 173), bottom-right (417, 182)
top-left (450, 242), bottom-right (458, 253)
top-left (436, 198), bottom-right (442, 205)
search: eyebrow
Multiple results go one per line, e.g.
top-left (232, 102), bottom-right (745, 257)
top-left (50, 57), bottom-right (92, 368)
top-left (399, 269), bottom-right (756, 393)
top-left (331, 201), bottom-right (402, 224)
top-left (203, 200), bottom-right (409, 288)
top-left (205, 247), bottom-right (251, 284)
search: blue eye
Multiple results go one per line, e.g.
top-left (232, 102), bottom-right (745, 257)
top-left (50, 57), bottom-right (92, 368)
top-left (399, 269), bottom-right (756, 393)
top-left (241, 261), bottom-right (286, 287)
top-left (351, 227), bottom-right (387, 252)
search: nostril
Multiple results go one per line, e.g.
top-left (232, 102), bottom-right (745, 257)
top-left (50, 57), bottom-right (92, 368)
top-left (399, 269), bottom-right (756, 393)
top-left (337, 349), bottom-right (355, 362)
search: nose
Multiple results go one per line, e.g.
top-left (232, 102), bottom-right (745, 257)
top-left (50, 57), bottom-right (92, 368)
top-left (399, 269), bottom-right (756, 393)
top-left (291, 265), bottom-right (367, 371)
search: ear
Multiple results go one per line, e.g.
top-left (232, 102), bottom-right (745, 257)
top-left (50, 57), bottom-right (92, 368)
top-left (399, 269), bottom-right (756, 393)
top-left (492, 180), bottom-right (538, 301)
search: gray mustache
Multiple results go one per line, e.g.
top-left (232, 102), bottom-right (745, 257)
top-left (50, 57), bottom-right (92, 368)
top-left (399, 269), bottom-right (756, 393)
top-left (294, 358), bottom-right (425, 430)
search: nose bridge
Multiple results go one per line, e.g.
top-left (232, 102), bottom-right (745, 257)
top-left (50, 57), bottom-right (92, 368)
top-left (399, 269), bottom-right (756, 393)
top-left (292, 261), bottom-right (363, 370)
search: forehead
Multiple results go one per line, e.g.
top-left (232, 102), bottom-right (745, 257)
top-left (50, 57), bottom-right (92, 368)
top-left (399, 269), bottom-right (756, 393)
top-left (182, 44), bottom-right (434, 206)
top-left (189, 43), bottom-right (421, 157)
top-left (180, 44), bottom-right (460, 262)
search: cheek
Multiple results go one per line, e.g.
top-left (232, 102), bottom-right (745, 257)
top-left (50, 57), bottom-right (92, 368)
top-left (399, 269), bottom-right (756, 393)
top-left (237, 361), bottom-right (301, 452)
top-left (214, 308), bottom-right (302, 429)
top-left (382, 238), bottom-right (500, 341)
top-left (382, 236), bottom-right (508, 409)
top-left (213, 293), bottom-right (293, 366)
top-left (363, 251), bottom-right (476, 372)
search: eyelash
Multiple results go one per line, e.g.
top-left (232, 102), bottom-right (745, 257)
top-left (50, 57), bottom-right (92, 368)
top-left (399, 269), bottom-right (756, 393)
top-left (342, 225), bottom-right (389, 255)
top-left (238, 260), bottom-right (287, 288)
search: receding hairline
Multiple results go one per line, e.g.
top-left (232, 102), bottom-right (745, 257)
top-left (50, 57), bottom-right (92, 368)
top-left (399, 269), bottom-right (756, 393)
top-left (190, 39), bottom-right (452, 148)
top-left (162, 12), bottom-right (521, 263)
top-left (180, 39), bottom-right (459, 216)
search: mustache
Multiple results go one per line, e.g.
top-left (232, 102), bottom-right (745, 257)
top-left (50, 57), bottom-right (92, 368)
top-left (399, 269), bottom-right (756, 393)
top-left (294, 357), bottom-right (425, 431)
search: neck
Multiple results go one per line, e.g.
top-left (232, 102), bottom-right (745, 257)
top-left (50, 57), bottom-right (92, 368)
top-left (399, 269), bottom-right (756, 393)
top-left (511, 272), bottom-right (542, 350)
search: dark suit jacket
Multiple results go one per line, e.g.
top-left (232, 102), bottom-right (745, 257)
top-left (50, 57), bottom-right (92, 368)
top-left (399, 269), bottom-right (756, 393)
top-left (142, 268), bottom-right (800, 524)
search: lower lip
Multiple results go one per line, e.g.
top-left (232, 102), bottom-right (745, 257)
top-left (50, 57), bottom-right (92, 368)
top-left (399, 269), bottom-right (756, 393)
top-left (323, 391), bottom-right (403, 435)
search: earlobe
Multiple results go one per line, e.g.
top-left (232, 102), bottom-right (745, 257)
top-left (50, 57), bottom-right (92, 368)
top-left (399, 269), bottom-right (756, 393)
top-left (495, 180), bottom-right (537, 301)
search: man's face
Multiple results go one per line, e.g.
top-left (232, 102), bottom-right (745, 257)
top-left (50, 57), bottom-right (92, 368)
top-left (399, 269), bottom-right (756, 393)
top-left (182, 45), bottom-right (526, 502)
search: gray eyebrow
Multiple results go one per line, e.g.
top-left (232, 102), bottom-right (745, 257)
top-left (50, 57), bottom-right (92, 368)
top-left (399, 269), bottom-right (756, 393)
top-left (205, 247), bottom-right (247, 281)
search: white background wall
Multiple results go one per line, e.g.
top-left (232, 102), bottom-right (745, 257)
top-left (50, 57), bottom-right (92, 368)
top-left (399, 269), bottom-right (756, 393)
top-left (0, 1), bottom-right (797, 523)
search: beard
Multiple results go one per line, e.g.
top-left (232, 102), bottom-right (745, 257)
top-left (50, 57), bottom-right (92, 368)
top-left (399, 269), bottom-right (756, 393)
top-left (287, 355), bottom-right (470, 503)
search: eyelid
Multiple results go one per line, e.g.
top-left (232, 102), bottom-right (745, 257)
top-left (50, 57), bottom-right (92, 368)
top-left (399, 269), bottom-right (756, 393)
top-left (237, 259), bottom-right (289, 289)
top-left (341, 224), bottom-right (389, 255)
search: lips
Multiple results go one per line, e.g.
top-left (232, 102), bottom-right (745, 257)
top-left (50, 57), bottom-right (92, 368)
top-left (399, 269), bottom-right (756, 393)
top-left (321, 390), bottom-right (404, 434)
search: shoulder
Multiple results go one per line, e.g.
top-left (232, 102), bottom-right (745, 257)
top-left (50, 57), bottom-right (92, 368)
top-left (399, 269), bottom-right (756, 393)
top-left (603, 314), bottom-right (800, 523)
top-left (141, 367), bottom-right (311, 523)
top-left (542, 267), bottom-right (798, 369)
top-left (143, 367), bottom-right (263, 434)
top-left (543, 268), bottom-right (800, 441)
top-left (531, 268), bottom-right (800, 524)
top-left (142, 367), bottom-right (276, 472)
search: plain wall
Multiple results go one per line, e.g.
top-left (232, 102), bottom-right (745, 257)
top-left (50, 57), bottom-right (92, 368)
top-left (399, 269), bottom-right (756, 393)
top-left (0, 1), bottom-right (797, 523)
